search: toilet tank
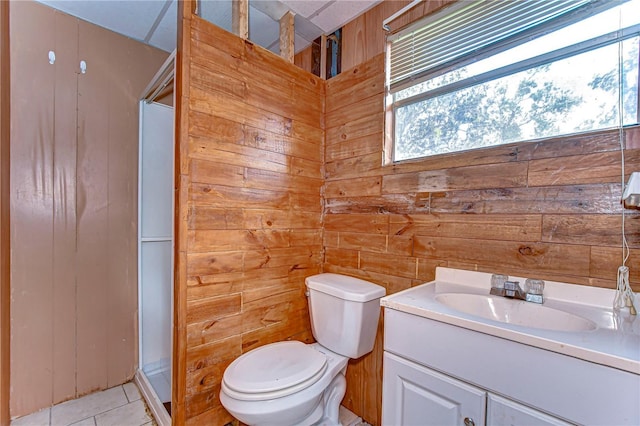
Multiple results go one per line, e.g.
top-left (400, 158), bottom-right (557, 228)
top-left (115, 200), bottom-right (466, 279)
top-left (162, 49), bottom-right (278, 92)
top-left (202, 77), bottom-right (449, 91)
top-left (305, 273), bottom-right (386, 359)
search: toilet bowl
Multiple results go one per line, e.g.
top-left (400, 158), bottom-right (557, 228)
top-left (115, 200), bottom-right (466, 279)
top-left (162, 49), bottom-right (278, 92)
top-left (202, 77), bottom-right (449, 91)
top-left (220, 342), bottom-right (348, 426)
top-left (219, 273), bottom-right (386, 426)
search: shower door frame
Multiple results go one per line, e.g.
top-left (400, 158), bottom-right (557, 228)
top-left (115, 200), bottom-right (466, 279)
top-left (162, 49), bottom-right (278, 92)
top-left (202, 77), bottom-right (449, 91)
top-left (136, 50), bottom-right (176, 426)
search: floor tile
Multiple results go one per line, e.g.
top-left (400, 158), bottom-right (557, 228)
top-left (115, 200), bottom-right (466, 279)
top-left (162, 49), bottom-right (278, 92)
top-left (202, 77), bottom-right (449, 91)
top-left (51, 387), bottom-right (127, 426)
top-left (122, 383), bottom-right (141, 403)
top-left (11, 408), bottom-right (50, 426)
top-left (94, 400), bottom-right (151, 426)
top-left (339, 406), bottom-right (364, 426)
top-left (69, 418), bottom-right (95, 426)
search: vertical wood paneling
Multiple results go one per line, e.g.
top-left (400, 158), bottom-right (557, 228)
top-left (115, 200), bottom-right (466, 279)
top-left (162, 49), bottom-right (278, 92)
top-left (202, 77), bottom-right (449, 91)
top-left (51, 9), bottom-right (78, 404)
top-left (363, 1), bottom-right (405, 62)
top-left (106, 36), bottom-right (134, 389)
top-left (76, 19), bottom-right (111, 395)
top-left (10, 1), bottom-right (167, 417)
top-left (0, 0), bottom-right (10, 423)
top-left (363, 313), bottom-right (384, 426)
top-left (341, 14), bottom-right (367, 72)
top-left (177, 14), bottom-right (324, 423)
top-left (173, 3), bottom-right (194, 423)
top-left (107, 31), bottom-right (165, 388)
top-left (9, 2), bottom-right (55, 415)
top-left (342, 356), bottom-right (363, 417)
top-left (294, 46), bottom-right (312, 72)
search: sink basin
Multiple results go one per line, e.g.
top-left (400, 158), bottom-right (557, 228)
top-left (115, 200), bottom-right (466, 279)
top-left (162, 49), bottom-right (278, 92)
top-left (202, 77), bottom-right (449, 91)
top-left (435, 293), bottom-right (597, 332)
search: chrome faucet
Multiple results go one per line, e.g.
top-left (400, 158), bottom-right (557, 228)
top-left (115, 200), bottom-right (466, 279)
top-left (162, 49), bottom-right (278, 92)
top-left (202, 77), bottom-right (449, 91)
top-left (490, 280), bottom-right (526, 299)
top-left (490, 276), bottom-right (544, 304)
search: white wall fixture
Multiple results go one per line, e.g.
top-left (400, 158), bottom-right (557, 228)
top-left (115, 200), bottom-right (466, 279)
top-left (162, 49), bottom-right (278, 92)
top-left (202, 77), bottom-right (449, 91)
top-left (48, 50), bottom-right (55, 64)
top-left (622, 172), bottom-right (640, 207)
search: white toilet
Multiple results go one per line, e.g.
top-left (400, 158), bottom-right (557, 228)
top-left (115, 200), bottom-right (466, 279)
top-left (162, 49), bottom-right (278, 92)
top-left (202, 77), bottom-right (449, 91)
top-left (219, 273), bottom-right (386, 426)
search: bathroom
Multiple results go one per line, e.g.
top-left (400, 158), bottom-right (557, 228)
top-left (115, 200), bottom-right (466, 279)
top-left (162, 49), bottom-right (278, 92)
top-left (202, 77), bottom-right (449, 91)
top-left (1, 0), bottom-right (640, 425)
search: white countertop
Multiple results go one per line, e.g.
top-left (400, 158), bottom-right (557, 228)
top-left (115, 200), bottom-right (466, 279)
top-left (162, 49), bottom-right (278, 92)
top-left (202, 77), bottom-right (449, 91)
top-left (381, 267), bottom-right (640, 375)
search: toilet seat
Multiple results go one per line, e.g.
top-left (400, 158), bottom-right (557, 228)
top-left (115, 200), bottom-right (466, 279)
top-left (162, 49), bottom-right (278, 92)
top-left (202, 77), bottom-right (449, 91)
top-left (222, 341), bottom-right (327, 401)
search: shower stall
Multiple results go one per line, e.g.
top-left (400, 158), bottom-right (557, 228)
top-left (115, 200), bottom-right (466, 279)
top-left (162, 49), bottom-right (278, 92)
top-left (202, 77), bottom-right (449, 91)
top-left (136, 51), bottom-right (175, 426)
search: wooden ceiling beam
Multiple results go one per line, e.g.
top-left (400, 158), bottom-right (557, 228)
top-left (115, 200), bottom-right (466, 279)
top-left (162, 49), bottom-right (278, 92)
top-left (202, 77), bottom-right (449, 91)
top-left (232, 0), bottom-right (249, 39)
top-left (279, 11), bottom-right (295, 63)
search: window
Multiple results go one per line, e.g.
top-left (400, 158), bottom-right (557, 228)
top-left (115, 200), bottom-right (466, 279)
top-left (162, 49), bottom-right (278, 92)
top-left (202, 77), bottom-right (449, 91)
top-left (387, 0), bottom-right (640, 162)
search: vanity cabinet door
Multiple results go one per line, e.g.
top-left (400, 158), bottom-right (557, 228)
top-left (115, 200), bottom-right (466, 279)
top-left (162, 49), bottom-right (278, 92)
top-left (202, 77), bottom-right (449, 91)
top-left (487, 394), bottom-right (573, 426)
top-left (382, 352), bottom-right (486, 426)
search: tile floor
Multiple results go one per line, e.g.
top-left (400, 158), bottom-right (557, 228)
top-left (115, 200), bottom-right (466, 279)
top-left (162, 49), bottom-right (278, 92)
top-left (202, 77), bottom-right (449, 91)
top-left (10, 382), bottom-right (154, 426)
top-left (339, 406), bottom-right (369, 426)
top-left (11, 381), bottom-right (369, 426)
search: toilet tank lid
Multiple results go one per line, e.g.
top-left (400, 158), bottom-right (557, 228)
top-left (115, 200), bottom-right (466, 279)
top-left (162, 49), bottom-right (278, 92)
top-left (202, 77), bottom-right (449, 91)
top-left (305, 273), bottom-right (386, 302)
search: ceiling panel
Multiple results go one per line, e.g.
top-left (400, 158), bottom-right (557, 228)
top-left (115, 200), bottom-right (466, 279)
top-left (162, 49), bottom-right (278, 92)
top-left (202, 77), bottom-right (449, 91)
top-left (199, 0), bottom-right (233, 33)
top-left (293, 13), bottom-right (324, 44)
top-left (311, 0), bottom-right (380, 33)
top-left (280, 0), bottom-right (330, 18)
top-left (148, 0), bottom-right (177, 52)
top-left (250, 0), bottom-right (290, 22)
top-left (294, 33), bottom-right (313, 53)
top-left (35, 0), bottom-right (382, 55)
top-left (249, 6), bottom-right (280, 52)
top-left (38, 0), bottom-right (167, 42)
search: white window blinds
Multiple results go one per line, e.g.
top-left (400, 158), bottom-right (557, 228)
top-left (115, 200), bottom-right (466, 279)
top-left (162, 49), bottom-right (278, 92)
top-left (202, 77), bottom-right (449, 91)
top-left (388, 0), bottom-right (595, 91)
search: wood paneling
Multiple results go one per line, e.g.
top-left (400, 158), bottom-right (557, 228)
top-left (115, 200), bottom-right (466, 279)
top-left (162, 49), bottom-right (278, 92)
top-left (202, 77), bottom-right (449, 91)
top-left (294, 43), bottom-right (313, 72)
top-left (174, 3), bottom-right (194, 423)
top-left (0, 1), bottom-right (10, 424)
top-left (181, 2), bottom-right (640, 425)
top-left (324, 49), bottom-right (640, 426)
top-left (341, 14), bottom-right (367, 72)
top-left (390, 214), bottom-right (542, 242)
top-left (176, 13), bottom-right (324, 423)
top-left (76, 16), bottom-right (111, 395)
top-left (10, 2), bottom-right (56, 413)
top-left (52, 9), bottom-right (78, 403)
top-left (528, 150), bottom-right (640, 186)
top-left (9, 1), bottom-right (167, 417)
top-left (382, 162), bottom-right (529, 193)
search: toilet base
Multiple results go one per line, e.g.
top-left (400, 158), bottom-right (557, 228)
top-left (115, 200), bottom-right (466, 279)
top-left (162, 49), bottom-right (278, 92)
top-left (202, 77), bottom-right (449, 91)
top-left (316, 372), bottom-right (347, 426)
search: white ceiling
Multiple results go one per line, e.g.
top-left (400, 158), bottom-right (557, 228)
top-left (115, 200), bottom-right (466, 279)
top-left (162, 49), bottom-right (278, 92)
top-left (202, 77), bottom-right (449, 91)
top-left (36, 0), bottom-right (382, 54)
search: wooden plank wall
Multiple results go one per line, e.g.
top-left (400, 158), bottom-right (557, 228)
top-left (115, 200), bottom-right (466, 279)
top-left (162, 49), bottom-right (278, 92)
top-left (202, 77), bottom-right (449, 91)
top-left (9, 1), bottom-right (167, 417)
top-left (175, 9), bottom-right (325, 424)
top-left (319, 1), bottom-right (640, 425)
top-left (0, 1), bottom-right (10, 424)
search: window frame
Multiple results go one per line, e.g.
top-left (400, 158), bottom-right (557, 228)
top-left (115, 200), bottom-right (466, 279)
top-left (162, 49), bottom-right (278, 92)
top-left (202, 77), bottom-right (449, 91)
top-left (384, 0), bottom-right (640, 164)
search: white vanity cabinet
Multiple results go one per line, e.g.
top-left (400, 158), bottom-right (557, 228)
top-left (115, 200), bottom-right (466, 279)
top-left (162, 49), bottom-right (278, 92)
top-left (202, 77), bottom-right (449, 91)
top-left (486, 394), bottom-right (571, 426)
top-left (383, 351), bottom-right (485, 426)
top-left (383, 351), bottom-right (570, 426)
top-left (381, 307), bottom-right (640, 426)
top-left (380, 268), bottom-right (640, 426)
